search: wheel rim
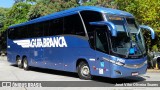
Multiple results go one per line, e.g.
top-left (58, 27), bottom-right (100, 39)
top-left (17, 59), bottom-right (21, 66)
top-left (23, 60), bottom-right (27, 68)
top-left (81, 65), bottom-right (90, 76)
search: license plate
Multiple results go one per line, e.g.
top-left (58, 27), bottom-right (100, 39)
top-left (132, 72), bottom-right (138, 76)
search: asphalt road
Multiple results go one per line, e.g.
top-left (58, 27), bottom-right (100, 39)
top-left (0, 56), bottom-right (160, 90)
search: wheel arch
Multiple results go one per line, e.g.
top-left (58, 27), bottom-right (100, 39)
top-left (16, 55), bottom-right (20, 60)
top-left (16, 55), bottom-right (21, 65)
top-left (76, 58), bottom-right (90, 72)
top-left (22, 55), bottom-right (27, 59)
top-left (14, 55), bottom-right (21, 64)
top-left (22, 55), bottom-right (27, 63)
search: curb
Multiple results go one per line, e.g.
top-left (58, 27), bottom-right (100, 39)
top-left (147, 69), bottom-right (160, 73)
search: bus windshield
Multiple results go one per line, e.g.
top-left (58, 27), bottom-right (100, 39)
top-left (107, 16), bottom-right (146, 58)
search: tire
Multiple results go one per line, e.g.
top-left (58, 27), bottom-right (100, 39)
top-left (16, 57), bottom-right (23, 68)
top-left (77, 61), bottom-right (92, 80)
top-left (23, 57), bottom-right (29, 70)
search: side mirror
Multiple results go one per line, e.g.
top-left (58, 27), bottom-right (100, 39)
top-left (139, 25), bottom-right (155, 39)
top-left (89, 21), bottom-right (117, 37)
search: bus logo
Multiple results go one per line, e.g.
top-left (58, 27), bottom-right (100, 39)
top-left (13, 37), bottom-right (67, 48)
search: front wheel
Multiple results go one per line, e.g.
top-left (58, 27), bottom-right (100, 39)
top-left (77, 61), bottom-right (92, 80)
top-left (23, 57), bottom-right (29, 70)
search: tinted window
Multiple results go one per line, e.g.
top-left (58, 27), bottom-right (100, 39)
top-left (28, 23), bottom-right (44, 38)
top-left (88, 31), bottom-right (95, 49)
top-left (28, 23), bottom-right (43, 38)
top-left (64, 14), bottom-right (85, 36)
top-left (8, 13), bottom-right (87, 39)
top-left (81, 11), bottom-right (103, 32)
top-left (8, 28), bottom-right (15, 39)
top-left (14, 28), bottom-right (20, 39)
top-left (28, 24), bottom-right (34, 38)
top-left (8, 26), bottom-right (28, 40)
top-left (96, 29), bottom-right (109, 54)
top-left (34, 23), bottom-right (44, 37)
top-left (81, 11), bottom-right (104, 49)
top-left (43, 21), bottom-right (50, 36)
top-left (48, 18), bottom-right (63, 36)
top-left (19, 26), bottom-right (28, 38)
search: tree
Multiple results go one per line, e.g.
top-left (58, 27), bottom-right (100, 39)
top-left (27, 0), bottom-right (116, 20)
top-left (27, 0), bottom-right (79, 20)
top-left (4, 2), bottom-right (31, 28)
top-left (0, 2), bottom-right (31, 50)
top-left (14, 0), bottom-right (25, 3)
top-left (0, 8), bottom-right (9, 30)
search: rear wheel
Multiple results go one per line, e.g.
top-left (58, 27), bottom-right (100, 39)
top-left (16, 57), bottom-right (23, 68)
top-left (23, 57), bottom-right (29, 70)
top-left (77, 61), bottom-right (92, 80)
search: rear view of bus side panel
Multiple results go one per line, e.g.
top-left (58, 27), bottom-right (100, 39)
top-left (7, 39), bottom-right (19, 64)
top-left (7, 39), bottom-right (30, 64)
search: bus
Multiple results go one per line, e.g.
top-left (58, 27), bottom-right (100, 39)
top-left (7, 6), bottom-right (155, 80)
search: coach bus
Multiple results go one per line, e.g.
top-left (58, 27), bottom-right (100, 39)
top-left (7, 6), bottom-right (155, 79)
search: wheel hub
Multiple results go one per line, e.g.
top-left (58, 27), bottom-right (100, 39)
top-left (17, 59), bottom-right (21, 66)
top-left (23, 61), bottom-right (27, 68)
top-left (81, 65), bottom-right (89, 76)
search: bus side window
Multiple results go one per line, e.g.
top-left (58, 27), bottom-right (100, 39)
top-left (34, 22), bottom-right (44, 37)
top-left (95, 29), bottom-right (109, 54)
top-left (64, 14), bottom-right (85, 36)
top-left (88, 31), bottom-right (95, 49)
top-left (28, 23), bottom-right (43, 38)
top-left (81, 11), bottom-right (103, 48)
top-left (80, 11), bottom-right (103, 32)
top-left (8, 29), bottom-right (14, 39)
top-left (43, 21), bottom-right (50, 36)
top-left (11, 27), bottom-right (27, 39)
top-left (14, 27), bottom-right (20, 39)
top-left (28, 24), bottom-right (34, 38)
top-left (20, 26), bottom-right (28, 39)
top-left (48, 18), bottom-right (63, 36)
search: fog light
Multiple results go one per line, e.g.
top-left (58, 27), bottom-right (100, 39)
top-left (115, 70), bottom-right (122, 75)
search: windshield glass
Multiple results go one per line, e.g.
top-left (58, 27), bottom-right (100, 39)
top-left (108, 16), bottom-right (146, 58)
top-left (126, 18), bottom-right (146, 55)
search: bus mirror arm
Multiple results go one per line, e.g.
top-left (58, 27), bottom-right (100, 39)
top-left (139, 25), bottom-right (155, 39)
top-left (89, 21), bottom-right (117, 37)
top-left (105, 22), bottom-right (117, 37)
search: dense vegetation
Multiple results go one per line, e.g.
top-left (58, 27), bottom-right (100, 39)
top-left (0, 0), bottom-right (160, 51)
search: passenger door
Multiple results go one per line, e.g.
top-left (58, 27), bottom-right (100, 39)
top-left (94, 27), bottom-right (111, 77)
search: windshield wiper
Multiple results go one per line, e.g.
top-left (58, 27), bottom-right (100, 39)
top-left (134, 39), bottom-right (143, 55)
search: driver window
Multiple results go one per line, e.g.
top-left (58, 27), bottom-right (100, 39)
top-left (95, 28), bottom-right (109, 54)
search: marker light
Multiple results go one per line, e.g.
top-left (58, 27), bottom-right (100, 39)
top-left (129, 48), bottom-right (135, 54)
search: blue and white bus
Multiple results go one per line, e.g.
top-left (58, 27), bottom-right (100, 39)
top-left (7, 6), bottom-right (155, 79)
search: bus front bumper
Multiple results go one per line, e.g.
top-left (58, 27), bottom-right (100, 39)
top-left (110, 63), bottom-right (147, 78)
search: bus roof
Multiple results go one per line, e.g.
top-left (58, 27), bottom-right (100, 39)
top-left (9, 6), bottom-right (133, 28)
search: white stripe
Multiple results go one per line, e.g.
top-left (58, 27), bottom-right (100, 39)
top-left (89, 58), bottom-right (95, 61)
top-left (13, 39), bottom-right (30, 48)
